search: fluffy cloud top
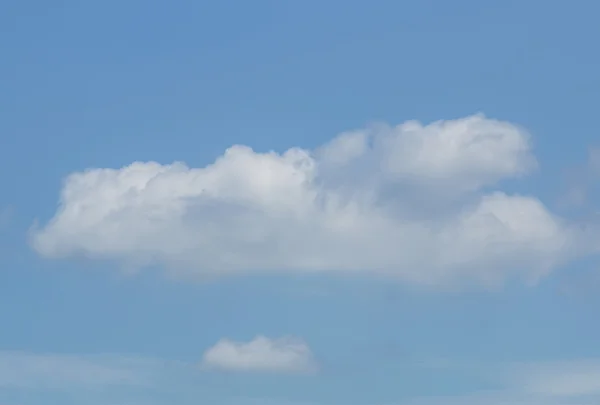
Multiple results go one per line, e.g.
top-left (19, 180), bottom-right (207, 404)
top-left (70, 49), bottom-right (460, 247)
top-left (30, 113), bottom-right (591, 287)
top-left (201, 336), bottom-right (316, 373)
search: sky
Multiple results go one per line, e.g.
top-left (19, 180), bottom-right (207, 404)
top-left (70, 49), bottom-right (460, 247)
top-left (2, 0), bottom-right (600, 404)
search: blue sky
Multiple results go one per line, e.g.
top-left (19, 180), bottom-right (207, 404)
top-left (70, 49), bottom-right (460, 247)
top-left (2, 0), bottom-right (600, 404)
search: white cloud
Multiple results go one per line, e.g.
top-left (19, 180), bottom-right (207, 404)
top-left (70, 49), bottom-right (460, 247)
top-left (30, 113), bottom-right (595, 287)
top-left (201, 336), bottom-right (316, 373)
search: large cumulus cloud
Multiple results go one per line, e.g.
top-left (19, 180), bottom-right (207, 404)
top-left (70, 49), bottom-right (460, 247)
top-left (30, 114), bottom-right (593, 287)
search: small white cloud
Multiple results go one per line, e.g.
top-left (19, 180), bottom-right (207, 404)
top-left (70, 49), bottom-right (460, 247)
top-left (201, 336), bottom-right (317, 374)
top-left (29, 113), bottom-right (595, 288)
